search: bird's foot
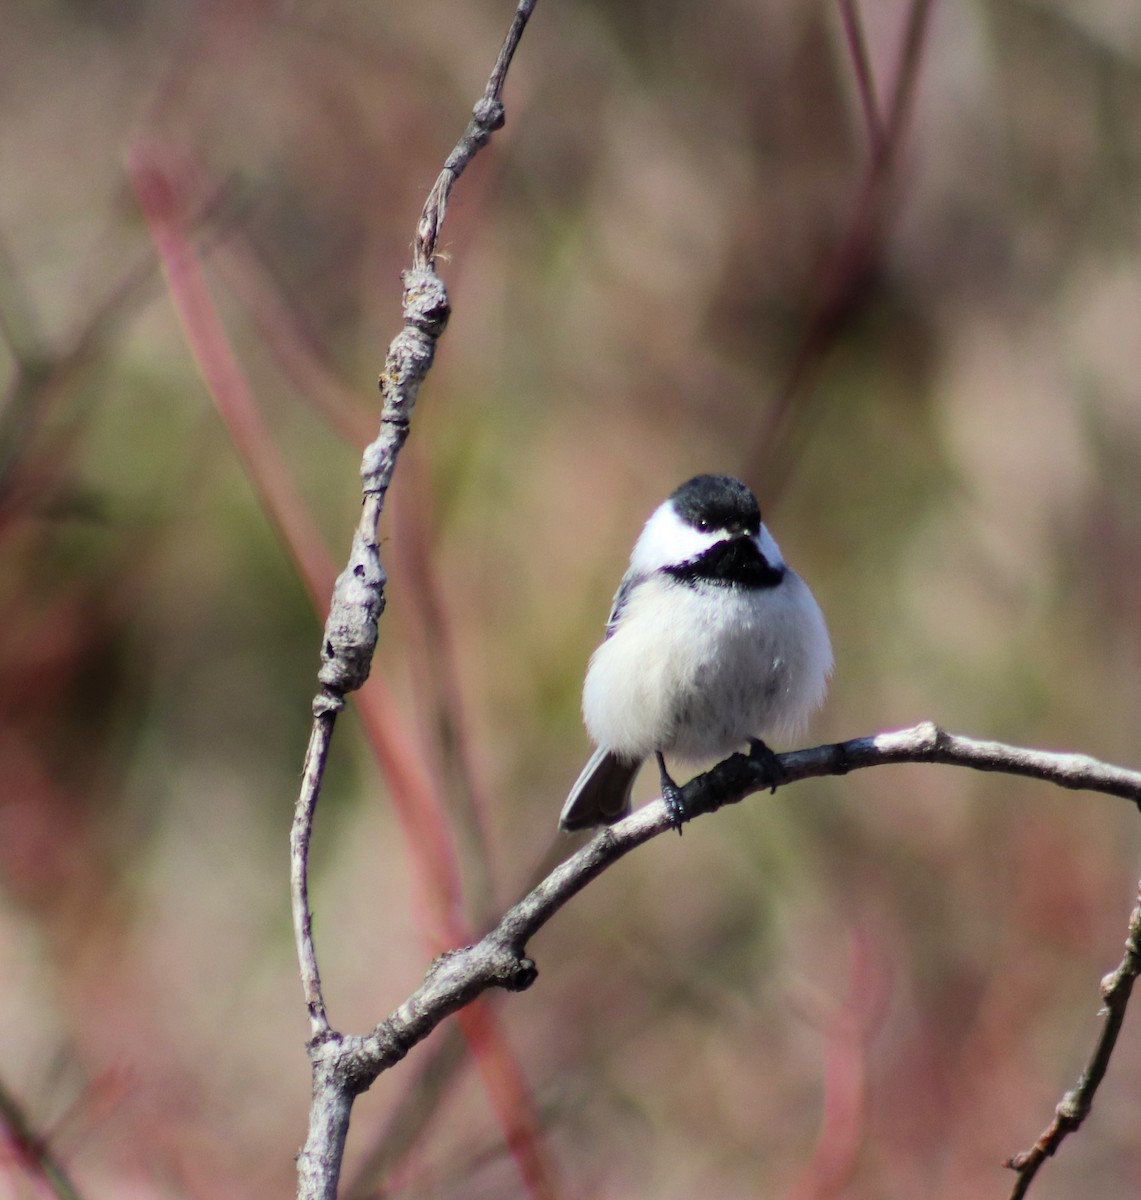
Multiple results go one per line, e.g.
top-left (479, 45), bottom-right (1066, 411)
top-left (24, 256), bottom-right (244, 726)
top-left (748, 738), bottom-right (786, 794)
top-left (656, 751), bottom-right (686, 836)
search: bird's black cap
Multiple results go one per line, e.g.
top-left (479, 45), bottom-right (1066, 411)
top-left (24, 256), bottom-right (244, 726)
top-left (669, 474), bottom-right (761, 536)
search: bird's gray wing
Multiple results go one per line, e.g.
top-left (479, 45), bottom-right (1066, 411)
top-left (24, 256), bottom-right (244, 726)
top-left (604, 569), bottom-right (644, 639)
top-left (559, 570), bottom-right (647, 832)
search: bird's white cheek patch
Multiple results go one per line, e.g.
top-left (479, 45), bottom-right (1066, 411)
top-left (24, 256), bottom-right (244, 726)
top-left (630, 504), bottom-right (724, 576)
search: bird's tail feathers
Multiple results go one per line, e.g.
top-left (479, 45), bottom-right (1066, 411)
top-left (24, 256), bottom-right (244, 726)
top-left (559, 749), bottom-right (641, 832)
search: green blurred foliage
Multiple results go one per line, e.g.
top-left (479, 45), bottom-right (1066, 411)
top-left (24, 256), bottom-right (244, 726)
top-left (2, 0), bottom-right (1141, 1197)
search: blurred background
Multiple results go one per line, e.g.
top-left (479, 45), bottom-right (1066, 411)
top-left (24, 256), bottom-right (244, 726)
top-left (3, 0), bottom-right (1141, 1197)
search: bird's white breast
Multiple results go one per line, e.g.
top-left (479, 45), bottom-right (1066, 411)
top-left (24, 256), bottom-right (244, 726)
top-left (582, 569), bottom-right (831, 763)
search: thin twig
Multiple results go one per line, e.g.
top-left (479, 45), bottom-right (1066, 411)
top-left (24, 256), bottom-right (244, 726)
top-left (882, 0), bottom-right (934, 156)
top-left (750, 0), bottom-right (934, 498)
top-left (293, 710), bottom-right (337, 1035)
top-left (414, 0), bottom-right (537, 268)
top-left (836, 0), bottom-right (885, 157)
top-left (0, 1075), bottom-right (87, 1200)
top-left (1004, 887), bottom-right (1141, 1199)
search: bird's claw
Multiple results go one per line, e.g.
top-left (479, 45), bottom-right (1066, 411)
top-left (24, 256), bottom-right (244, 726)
top-left (662, 780), bottom-right (687, 835)
top-left (656, 751), bottom-right (686, 836)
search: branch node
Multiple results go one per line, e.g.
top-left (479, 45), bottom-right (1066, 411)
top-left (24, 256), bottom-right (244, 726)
top-left (503, 956), bottom-right (538, 992)
top-left (378, 411), bottom-right (411, 431)
top-left (317, 526), bottom-right (387, 693)
top-left (307, 1027), bottom-right (341, 1055)
top-left (312, 688), bottom-right (345, 718)
top-left (307, 1031), bottom-right (377, 1097)
top-left (424, 946), bottom-right (471, 984)
top-left (916, 719), bottom-right (942, 751)
top-left (473, 96), bottom-right (506, 131)
top-left (1055, 1088), bottom-right (1088, 1124)
top-left (400, 267), bottom-right (451, 336)
top-left (375, 330), bottom-right (435, 414)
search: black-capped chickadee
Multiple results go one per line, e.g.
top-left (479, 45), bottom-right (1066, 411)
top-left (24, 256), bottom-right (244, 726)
top-left (560, 474), bottom-right (832, 833)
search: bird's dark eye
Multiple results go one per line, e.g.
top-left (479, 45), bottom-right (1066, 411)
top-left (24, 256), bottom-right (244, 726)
top-left (696, 518), bottom-right (710, 532)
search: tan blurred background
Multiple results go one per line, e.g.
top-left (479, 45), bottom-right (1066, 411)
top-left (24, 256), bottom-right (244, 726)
top-left (3, 0), bottom-right (1141, 1197)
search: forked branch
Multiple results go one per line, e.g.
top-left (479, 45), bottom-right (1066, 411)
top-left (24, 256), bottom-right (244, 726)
top-left (292, 3), bottom-right (540, 1197)
top-left (298, 722), bottom-right (1141, 1198)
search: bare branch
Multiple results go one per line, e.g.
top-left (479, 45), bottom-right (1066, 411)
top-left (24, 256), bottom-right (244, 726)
top-left (291, 2), bottom-right (541, 1195)
top-left (293, 0), bottom-right (537, 1039)
top-left (293, 724), bottom-right (1140, 1196)
top-left (1004, 887), bottom-right (1141, 1199)
top-left (304, 723), bottom-right (1141, 1127)
top-left (296, 1059), bottom-right (359, 1200)
top-left (414, 0), bottom-right (537, 267)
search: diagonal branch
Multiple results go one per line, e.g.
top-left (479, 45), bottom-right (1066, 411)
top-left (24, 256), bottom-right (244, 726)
top-left (316, 722), bottom-right (1141, 1114)
top-left (1004, 887), bottom-right (1141, 1200)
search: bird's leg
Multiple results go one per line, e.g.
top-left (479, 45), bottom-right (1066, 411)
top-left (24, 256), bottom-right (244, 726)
top-left (655, 751), bottom-right (686, 835)
top-left (748, 738), bottom-right (785, 794)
